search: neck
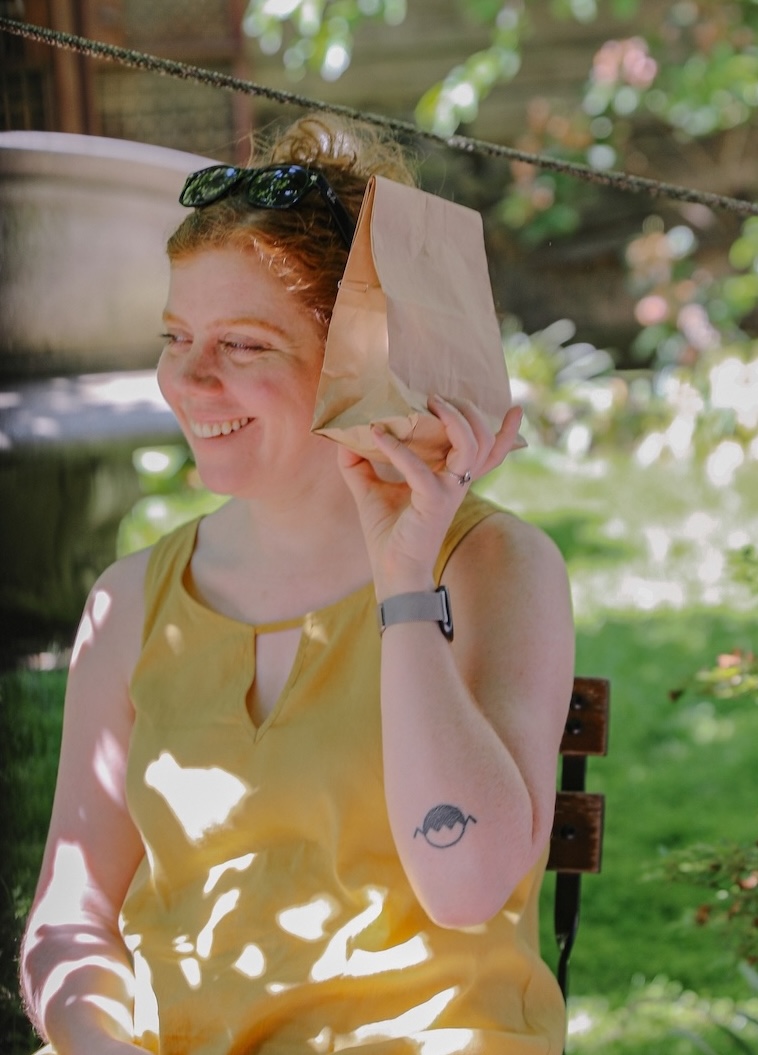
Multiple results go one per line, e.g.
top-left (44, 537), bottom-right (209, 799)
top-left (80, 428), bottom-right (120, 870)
top-left (221, 461), bottom-right (367, 574)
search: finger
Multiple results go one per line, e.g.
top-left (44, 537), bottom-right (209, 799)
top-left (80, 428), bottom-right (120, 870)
top-left (439, 395), bottom-right (501, 468)
top-left (337, 443), bottom-right (367, 471)
top-left (428, 395), bottom-right (479, 454)
top-left (370, 425), bottom-right (444, 496)
top-left (337, 442), bottom-right (379, 494)
top-left (478, 406), bottom-right (525, 477)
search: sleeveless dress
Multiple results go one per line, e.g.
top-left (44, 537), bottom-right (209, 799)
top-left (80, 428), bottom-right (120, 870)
top-left (115, 492), bottom-right (565, 1055)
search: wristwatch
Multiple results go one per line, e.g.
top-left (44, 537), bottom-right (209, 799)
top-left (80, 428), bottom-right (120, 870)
top-left (377, 585), bottom-right (454, 641)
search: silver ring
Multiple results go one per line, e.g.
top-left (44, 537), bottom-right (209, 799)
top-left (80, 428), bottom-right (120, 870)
top-left (445, 468), bottom-right (472, 486)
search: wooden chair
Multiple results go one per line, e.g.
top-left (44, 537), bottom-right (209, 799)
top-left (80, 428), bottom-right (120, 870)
top-left (547, 676), bottom-right (610, 1002)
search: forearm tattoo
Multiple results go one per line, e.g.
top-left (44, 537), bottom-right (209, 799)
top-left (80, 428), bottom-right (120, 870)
top-left (414, 804), bottom-right (477, 848)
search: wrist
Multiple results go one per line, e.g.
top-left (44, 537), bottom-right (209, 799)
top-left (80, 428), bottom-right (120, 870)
top-left (373, 563), bottom-right (436, 604)
top-left (377, 585), bottom-right (454, 641)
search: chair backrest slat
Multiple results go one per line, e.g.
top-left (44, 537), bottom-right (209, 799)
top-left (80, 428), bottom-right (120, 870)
top-left (547, 675), bottom-right (610, 1015)
top-left (548, 790), bottom-right (605, 874)
top-left (559, 676), bottom-right (610, 757)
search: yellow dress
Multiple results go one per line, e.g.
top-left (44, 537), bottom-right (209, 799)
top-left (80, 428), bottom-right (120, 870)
top-left (118, 494), bottom-right (566, 1055)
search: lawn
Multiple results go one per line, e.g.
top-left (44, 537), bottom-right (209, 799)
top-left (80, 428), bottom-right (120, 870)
top-left (2, 446), bottom-right (756, 1054)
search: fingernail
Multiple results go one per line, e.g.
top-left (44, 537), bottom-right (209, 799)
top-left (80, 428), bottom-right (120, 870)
top-left (513, 432), bottom-right (529, 450)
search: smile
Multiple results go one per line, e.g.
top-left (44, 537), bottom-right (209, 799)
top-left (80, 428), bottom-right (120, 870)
top-left (189, 417), bottom-right (251, 439)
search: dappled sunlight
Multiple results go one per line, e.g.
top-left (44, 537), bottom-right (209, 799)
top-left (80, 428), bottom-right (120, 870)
top-left (93, 729), bottom-right (128, 805)
top-left (564, 978), bottom-right (758, 1053)
top-left (70, 588), bottom-right (112, 667)
top-left (308, 893), bottom-right (431, 981)
top-left (203, 852), bottom-right (256, 895)
top-left (233, 943), bottom-right (266, 979)
top-left (416, 1029), bottom-right (477, 1055)
top-left (196, 889), bottom-right (241, 958)
top-left (339, 988), bottom-right (461, 1049)
top-left (27, 843), bottom-right (136, 1026)
top-left (567, 1006), bottom-right (596, 1038)
top-left (309, 887), bottom-right (383, 982)
top-left (531, 453), bottom-right (758, 618)
top-left (277, 896), bottom-right (339, 941)
top-left (30, 842), bottom-right (90, 928)
top-left (155, 887), bottom-right (256, 991)
top-left (616, 573), bottom-right (685, 611)
top-left (179, 955), bottom-right (202, 989)
top-left (705, 440), bottom-right (745, 487)
top-left (163, 622), bottom-right (185, 656)
top-left (144, 752), bottom-right (250, 842)
top-left (81, 993), bottom-right (133, 1035)
top-left (39, 953), bottom-right (135, 1024)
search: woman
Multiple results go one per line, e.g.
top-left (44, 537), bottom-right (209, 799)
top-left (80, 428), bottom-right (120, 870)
top-left (20, 115), bottom-right (574, 1055)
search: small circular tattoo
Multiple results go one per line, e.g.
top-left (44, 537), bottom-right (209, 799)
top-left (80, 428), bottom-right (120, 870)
top-left (414, 804), bottom-right (477, 848)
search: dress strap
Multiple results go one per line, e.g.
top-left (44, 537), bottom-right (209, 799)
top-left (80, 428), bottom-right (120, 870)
top-left (140, 516), bottom-right (202, 645)
top-left (433, 493), bottom-right (502, 584)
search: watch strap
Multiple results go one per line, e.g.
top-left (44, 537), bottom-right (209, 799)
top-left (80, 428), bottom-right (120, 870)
top-left (377, 585), bottom-right (454, 641)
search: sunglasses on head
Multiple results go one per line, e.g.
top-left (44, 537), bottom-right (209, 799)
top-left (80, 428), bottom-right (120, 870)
top-left (178, 163), bottom-right (356, 249)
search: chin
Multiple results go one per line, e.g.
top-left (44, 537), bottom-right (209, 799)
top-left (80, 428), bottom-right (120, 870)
top-left (190, 458), bottom-right (254, 499)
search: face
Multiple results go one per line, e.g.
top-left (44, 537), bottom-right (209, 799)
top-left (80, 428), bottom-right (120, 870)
top-left (158, 248), bottom-right (331, 499)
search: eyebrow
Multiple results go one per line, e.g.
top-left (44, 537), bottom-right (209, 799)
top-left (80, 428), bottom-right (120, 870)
top-left (161, 312), bottom-right (289, 340)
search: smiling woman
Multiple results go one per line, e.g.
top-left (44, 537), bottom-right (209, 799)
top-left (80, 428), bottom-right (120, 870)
top-left (19, 114), bottom-right (574, 1055)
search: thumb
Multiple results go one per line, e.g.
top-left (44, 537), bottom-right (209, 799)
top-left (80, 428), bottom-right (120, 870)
top-left (337, 442), bottom-right (377, 497)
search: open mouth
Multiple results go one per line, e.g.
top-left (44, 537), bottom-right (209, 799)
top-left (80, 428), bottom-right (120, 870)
top-left (189, 416), bottom-right (251, 439)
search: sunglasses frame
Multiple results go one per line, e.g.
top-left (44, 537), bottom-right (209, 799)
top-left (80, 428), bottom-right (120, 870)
top-left (179, 163), bottom-right (356, 249)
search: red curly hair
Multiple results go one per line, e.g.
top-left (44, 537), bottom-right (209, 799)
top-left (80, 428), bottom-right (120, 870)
top-left (167, 115), bottom-right (417, 335)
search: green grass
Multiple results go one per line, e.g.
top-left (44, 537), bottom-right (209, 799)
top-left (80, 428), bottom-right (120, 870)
top-left (3, 447), bottom-right (756, 1054)
top-left (547, 608), bottom-right (757, 999)
top-left (0, 668), bottom-right (65, 1053)
top-left (485, 449), bottom-right (758, 1043)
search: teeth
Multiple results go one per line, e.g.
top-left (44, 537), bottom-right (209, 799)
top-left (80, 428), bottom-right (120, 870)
top-left (191, 417), bottom-right (250, 439)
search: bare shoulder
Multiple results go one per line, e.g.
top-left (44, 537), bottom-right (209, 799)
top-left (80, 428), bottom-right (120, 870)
top-left (443, 507), bottom-right (574, 731)
top-left (73, 544), bottom-right (153, 687)
top-left (446, 507), bottom-right (570, 601)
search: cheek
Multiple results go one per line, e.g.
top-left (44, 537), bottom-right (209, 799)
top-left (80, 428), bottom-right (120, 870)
top-left (156, 350), bottom-right (178, 406)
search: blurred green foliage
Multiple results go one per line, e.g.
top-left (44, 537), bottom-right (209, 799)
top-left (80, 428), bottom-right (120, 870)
top-left (243, 0), bottom-right (758, 388)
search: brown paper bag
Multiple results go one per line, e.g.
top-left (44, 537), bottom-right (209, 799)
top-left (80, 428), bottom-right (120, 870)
top-left (311, 174), bottom-right (512, 465)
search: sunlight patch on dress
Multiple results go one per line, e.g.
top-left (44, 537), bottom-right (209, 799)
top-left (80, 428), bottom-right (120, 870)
top-left (179, 956), bottom-right (202, 989)
top-left (344, 934), bottom-right (430, 978)
top-left (144, 752), bottom-right (248, 840)
top-left (277, 896), bottom-right (339, 940)
top-left (196, 889), bottom-right (241, 958)
top-left (335, 988), bottom-right (461, 1048)
top-left (234, 943), bottom-right (266, 978)
top-left (309, 888), bottom-right (384, 982)
top-left (204, 853), bottom-right (256, 895)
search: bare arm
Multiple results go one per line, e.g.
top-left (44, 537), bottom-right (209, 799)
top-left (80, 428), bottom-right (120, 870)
top-left (339, 399), bottom-right (574, 928)
top-left (20, 550), bottom-right (150, 1054)
top-left (379, 514), bottom-right (573, 928)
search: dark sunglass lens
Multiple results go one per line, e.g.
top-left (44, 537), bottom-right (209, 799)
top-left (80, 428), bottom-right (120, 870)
top-left (181, 166), bottom-right (243, 206)
top-left (245, 165), bottom-right (312, 208)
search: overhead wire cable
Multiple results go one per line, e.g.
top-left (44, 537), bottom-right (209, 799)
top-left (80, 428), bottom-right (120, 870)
top-left (1, 15), bottom-right (757, 217)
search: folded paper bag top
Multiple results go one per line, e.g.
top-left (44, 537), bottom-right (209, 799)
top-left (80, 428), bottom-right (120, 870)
top-left (310, 174), bottom-right (513, 465)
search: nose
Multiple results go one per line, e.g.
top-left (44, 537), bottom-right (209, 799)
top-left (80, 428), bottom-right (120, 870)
top-left (176, 340), bottom-right (222, 389)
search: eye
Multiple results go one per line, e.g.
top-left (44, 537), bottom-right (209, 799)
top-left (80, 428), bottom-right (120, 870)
top-left (160, 332), bottom-right (190, 349)
top-left (220, 339), bottom-right (271, 360)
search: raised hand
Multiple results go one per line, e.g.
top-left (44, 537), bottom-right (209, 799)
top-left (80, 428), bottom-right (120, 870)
top-left (338, 398), bottom-right (525, 599)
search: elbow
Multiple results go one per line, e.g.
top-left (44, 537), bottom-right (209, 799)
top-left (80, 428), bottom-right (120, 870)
top-left (417, 830), bottom-right (553, 931)
top-left (424, 890), bottom-right (510, 930)
top-left (413, 858), bottom-right (527, 931)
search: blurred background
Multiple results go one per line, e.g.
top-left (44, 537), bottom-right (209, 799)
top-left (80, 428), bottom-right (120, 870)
top-left (1, 1), bottom-right (757, 1052)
